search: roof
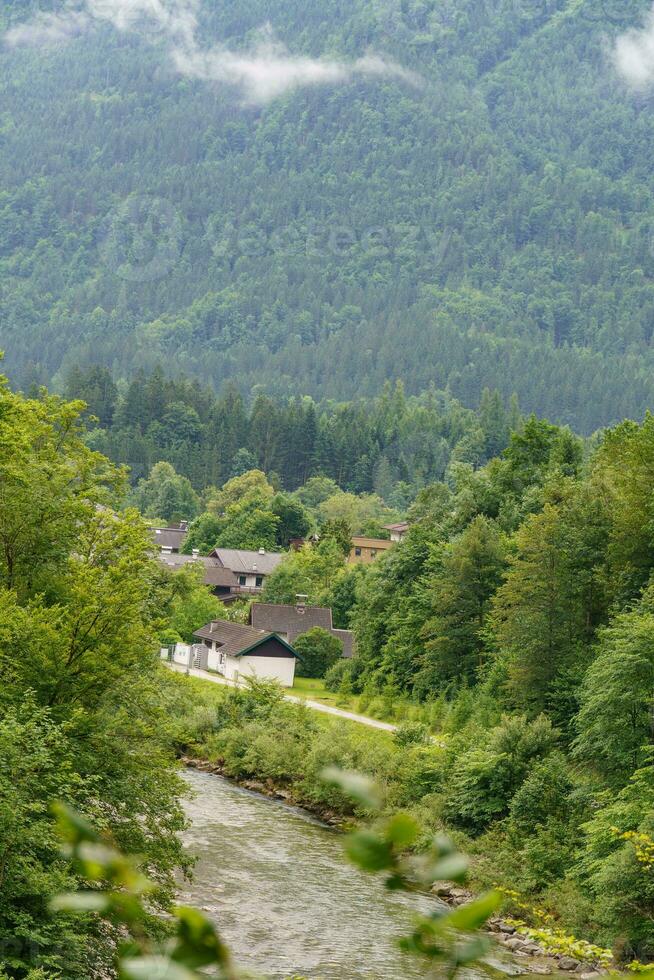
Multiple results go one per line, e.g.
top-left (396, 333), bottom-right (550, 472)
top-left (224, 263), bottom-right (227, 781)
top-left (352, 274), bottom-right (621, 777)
top-left (210, 548), bottom-right (284, 576)
top-left (157, 553), bottom-right (237, 588)
top-left (150, 526), bottom-right (188, 550)
top-left (351, 536), bottom-right (394, 549)
top-left (384, 522), bottom-right (410, 533)
top-left (192, 619), bottom-right (301, 660)
top-left (332, 628), bottom-right (355, 659)
top-left (250, 602), bottom-right (333, 634)
top-left (250, 602), bottom-right (355, 658)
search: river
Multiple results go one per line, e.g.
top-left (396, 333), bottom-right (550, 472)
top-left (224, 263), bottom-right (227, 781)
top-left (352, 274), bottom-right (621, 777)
top-left (181, 769), bottom-right (539, 980)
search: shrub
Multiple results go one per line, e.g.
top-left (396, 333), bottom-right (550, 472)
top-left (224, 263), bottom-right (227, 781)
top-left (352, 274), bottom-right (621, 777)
top-left (324, 659), bottom-right (353, 692)
top-left (395, 721), bottom-right (430, 747)
top-left (444, 715), bottom-right (560, 834)
top-left (294, 627), bottom-right (344, 678)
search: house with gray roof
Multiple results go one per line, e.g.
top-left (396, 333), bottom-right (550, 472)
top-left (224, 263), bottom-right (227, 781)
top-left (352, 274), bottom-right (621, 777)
top-left (250, 600), bottom-right (355, 659)
top-left (209, 547), bottom-right (284, 595)
top-left (193, 618), bottom-right (302, 687)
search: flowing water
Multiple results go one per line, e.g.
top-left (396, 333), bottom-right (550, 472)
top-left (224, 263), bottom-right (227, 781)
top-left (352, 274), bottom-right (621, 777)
top-left (180, 768), bottom-right (534, 980)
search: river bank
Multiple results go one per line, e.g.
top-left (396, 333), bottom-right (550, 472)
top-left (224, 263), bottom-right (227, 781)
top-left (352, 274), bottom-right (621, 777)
top-left (180, 756), bottom-right (608, 978)
top-left (168, 671), bottom-right (619, 977)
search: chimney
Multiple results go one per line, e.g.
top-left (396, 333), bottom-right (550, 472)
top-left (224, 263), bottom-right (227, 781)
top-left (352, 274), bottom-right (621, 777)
top-left (192, 549), bottom-right (200, 557)
top-left (259, 547), bottom-right (265, 554)
top-left (179, 520), bottom-right (189, 531)
top-left (162, 545), bottom-right (173, 554)
top-left (296, 594), bottom-right (308, 614)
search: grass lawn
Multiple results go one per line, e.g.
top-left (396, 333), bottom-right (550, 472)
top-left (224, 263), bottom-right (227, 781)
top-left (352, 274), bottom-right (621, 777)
top-left (292, 676), bottom-right (360, 713)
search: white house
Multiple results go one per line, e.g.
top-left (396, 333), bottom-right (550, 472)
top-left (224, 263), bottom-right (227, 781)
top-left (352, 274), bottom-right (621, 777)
top-left (192, 619), bottom-right (302, 687)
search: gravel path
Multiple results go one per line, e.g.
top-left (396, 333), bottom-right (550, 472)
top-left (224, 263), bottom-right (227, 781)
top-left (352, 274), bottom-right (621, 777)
top-left (166, 661), bottom-right (398, 732)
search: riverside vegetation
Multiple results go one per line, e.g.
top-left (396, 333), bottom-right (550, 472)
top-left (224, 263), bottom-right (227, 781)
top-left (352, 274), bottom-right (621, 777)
top-left (2, 369), bottom-right (654, 976)
top-left (167, 411), bottom-right (654, 965)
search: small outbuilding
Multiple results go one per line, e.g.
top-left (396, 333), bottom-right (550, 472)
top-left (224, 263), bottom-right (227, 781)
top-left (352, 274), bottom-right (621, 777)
top-left (192, 619), bottom-right (302, 687)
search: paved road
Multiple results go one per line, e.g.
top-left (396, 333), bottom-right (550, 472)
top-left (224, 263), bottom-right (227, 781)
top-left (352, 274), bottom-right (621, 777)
top-left (166, 661), bottom-right (398, 733)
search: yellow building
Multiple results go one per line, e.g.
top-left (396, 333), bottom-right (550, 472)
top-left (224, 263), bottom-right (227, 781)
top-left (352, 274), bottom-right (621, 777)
top-left (348, 536), bottom-right (394, 564)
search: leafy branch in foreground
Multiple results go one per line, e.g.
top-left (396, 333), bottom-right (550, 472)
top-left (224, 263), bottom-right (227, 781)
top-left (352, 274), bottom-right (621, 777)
top-left (322, 767), bottom-right (501, 976)
top-left (50, 803), bottom-right (237, 980)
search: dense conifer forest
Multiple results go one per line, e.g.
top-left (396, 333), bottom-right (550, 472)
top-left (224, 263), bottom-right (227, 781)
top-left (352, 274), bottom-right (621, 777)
top-left (3, 0), bottom-right (654, 430)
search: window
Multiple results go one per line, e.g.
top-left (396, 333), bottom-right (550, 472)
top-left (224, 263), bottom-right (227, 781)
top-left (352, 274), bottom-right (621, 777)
top-left (239, 575), bottom-right (247, 586)
top-left (255, 576), bottom-right (263, 588)
top-left (354, 547), bottom-right (362, 557)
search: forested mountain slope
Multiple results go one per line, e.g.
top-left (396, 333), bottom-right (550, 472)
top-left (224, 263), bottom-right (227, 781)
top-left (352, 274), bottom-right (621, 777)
top-left (2, 0), bottom-right (654, 431)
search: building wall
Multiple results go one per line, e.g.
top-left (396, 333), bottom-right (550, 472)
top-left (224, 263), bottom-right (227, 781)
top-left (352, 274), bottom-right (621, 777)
top-left (235, 573), bottom-right (265, 589)
top-left (348, 538), bottom-right (393, 564)
top-left (172, 642), bottom-right (192, 666)
top-left (225, 655), bottom-right (296, 687)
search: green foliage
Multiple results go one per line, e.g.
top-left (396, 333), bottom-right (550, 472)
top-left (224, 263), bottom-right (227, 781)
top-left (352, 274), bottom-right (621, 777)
top-left (270, 493), bottom-right (312, 547)
top-left (0, 374), bottom-right (189, 977)
top-left (577, 760), bottom-right (654, 957)
top-left (160, 564), bottom-right (226, 643)
top-left (574, 599), bottom-right (654, 788)
top-left (294, 627), bottom-right (344, 679)
top-left (394, 722), bottom-right (431, 747)
top-left (416, 516), bottom-right (507, 690)
top-left (130, 461), bottom-right (200, 524)
top-left (262, 538), bottom-right (346, 605)
top-left (324, 658), bottom-right (353, 692)
top-left (445, 715), bottom-right (558, 834)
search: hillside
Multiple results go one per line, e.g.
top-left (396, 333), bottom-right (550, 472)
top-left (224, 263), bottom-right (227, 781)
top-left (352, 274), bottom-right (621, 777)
top-left (2, 0), bottom-right (654, 431)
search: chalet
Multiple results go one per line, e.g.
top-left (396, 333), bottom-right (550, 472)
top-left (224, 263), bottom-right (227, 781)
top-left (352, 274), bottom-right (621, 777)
top-left (208, 547), bottom-right (284, 595)
top-left (384, 521), bottom-right (410, 543)
top-left (192, 619), bottom-right (302, 687)
top-left (348, 536), bottom-right (394, 564)
top-left (250, 599), bottom-right (355, 658)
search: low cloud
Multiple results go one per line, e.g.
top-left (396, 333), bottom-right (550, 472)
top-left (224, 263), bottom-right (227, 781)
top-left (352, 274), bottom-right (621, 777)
top-left (5, 0), bottom-right (422, 104)
top-left (613, 4), bottom-right (654, 89)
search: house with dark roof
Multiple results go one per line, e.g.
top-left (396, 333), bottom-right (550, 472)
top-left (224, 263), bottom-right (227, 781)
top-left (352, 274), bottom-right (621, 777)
top-left (192, 619), bottom-right (302, 686)
top-left (150, 522), bottom-right (189, 553)
top-left (208, 547), bottom-right (284, 595)
top-left (250, 600), bottom-right (355, 659)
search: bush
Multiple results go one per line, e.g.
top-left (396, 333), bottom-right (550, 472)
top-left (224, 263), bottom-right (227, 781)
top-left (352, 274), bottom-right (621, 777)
top-left (395, 721), bottom-right (430, 747)
top-left (324, 659), bottom-right (353, 692)
top-left (294, 627), bottom-right (344, 678)
top-left (444, 715), bottom-right (560, 834)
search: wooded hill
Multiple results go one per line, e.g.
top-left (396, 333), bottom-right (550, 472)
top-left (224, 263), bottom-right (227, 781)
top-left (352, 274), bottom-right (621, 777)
top-left (2, 0), bottom-right (654, 431)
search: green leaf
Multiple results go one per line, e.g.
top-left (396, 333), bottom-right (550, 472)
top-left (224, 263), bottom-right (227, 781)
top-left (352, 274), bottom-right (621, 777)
top-left (51, 802), bottom-right (100, 845)
top-left (50, 891), bottom-right (110, 913)
top-left (428, 854), bottom-right (469, 883)
top-left (119, 955), bottom-right (198, 980)
top-left (320, 767), bottom-right (382, 809)
top-left (453, 935), bottom-right (491, 965)
top-left (172, 906), bottom-right (231, 969)
top-left (385, 813), bottom-right (420, 849)
top-left (446, 891), bottom-right (501, 931)
top-left (345, 831), bottom-right (394, 872)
